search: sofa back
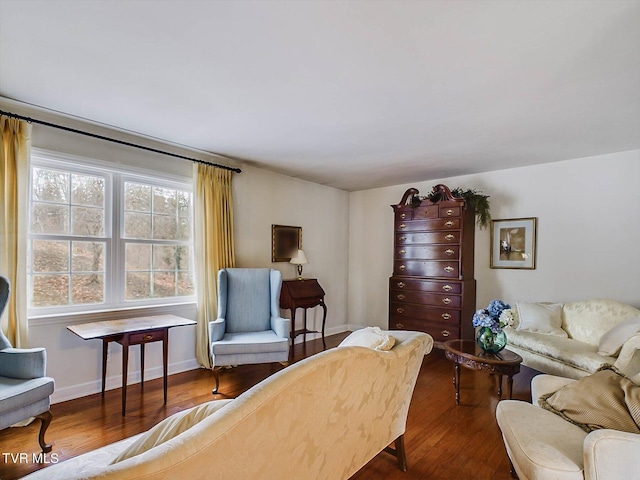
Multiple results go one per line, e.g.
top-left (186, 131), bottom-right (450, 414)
top-left (43, 330), bottom-right (431, 480)
top-left (562, 299), bottom-right (640, 346)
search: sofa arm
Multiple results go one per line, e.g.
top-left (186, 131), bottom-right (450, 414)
top-left (209, 318), bottom-right (226, 342)
top-left (613, 332), bottom-right (640, 377)
top-left (271, 315), bottom-right (290, 340)
top-left (0, 347), bottom-right (46, 379)
top-left (584, 429), bottom-right (640, 480)
top-left (530, 374), bottom-right (575, 405)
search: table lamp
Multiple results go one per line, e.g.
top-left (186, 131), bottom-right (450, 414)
top-left (289, 249), bottom-right (308, 280)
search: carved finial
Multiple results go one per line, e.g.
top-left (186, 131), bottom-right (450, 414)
top-left (429, 184), bottom-right (455, 202)
top-left (398, 188), bottom-right (419, 206)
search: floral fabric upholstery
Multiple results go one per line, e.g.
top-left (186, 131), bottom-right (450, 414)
top-left (22, 330), bottom-right (433, 480)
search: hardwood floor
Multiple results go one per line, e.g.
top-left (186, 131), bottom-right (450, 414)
top-left (0, 333), bottom-right (539, 479)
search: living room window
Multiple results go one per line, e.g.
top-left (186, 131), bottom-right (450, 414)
top-left (28, 152), bottom-right (195, 315)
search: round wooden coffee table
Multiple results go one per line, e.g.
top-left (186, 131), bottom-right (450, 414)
top-left (444, 339), bottom-right (523, 405)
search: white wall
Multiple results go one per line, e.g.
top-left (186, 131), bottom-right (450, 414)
top-left (348, 150), bottom-right (640, 329)
top-left (1, 99), bottom-right (350, 403)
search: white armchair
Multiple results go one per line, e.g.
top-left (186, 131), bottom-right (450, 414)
top-left (496, 374), bottom-right (640, 480)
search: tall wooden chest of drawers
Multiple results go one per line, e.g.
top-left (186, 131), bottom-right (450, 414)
top-left (389, 185), bottom-right (476, 347)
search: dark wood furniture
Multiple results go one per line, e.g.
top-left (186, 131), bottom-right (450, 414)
top-left (279, 278), bottom-right (327, 349)
top-left (389, 185), bottom-right (476, 347)
top-left (444, 339), bottom-right (523, 405)
top-left (67, 314), bottom-right (196, 415)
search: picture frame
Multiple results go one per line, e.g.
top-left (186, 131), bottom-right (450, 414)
top-left (490, 217), bottom-right (537, 269)
top-left (271, 225), bottom-right (302, 262)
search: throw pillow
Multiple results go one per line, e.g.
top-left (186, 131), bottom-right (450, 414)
top-left (111, 399), bottom-right (233, 464)
top-left (598, 317), bottom-right (640, 357)
top-left (539, 366), bottom-right (640, 433)
top-left (516, 302), bottom-right (567, 337)
top-left (338, 327), bottom-right (395, 351)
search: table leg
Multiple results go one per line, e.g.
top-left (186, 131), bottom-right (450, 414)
top-left (140, 343), bottom-right (145, 389)
top-left (101, 339), bottom-right (108, 396)
top-left (497, 374), bottom-right (504, 398)
top-left (303, 309), bottom-right (307, 345)
top-left (163, 331), bottom-right (168, 404)
top-left (507, 375), bottom-right (514, 400)
top-left (289, 308), bottom-right (296, 359)
top-left (320, 301), bottom-right (327, 349)
top-left (122, 341), bottom-right (128, 416)
top-left (454, 362), bottom-right (461, 405)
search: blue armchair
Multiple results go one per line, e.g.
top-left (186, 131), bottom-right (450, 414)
top-left (209, 268), bottom-right (290, 393)
top-left (0, 276), bottom-right (55, 452)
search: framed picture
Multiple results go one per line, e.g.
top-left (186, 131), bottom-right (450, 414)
top-left (272, 225), bottom-right (302, 262)
top-left (490, 217), bottom-right (537, 269)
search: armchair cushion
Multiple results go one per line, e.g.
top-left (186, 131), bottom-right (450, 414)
top-left (0, 348), bottom-right (47, 379)
top-left (539, 367), bottom-right (640, 433)
top-left (223, 269), bottom-right (271, 333)
top-left (210, 331), bottom-right (288, 356)
top-left (0, 376), bottom-right (54, 430)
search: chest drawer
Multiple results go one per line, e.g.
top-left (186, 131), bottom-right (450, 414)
top-left (439, 206), bottom-right (461, 217)
top-left (389, 317), bottom-right (460, 343)
top-left (395, 218), bottom-right (460, 232)
top-left (394, 260), bottom-right (460, 278)
top-left (390, 302), bottom-right (461, 323)
top-left (396, 231), bottom-right (460, 245)
top-left (396, 245), bottom-right (459, 260)
top-left (390, 277), bottom-right (462, 294)
top-left (390, 290), bottom-right (462, 308)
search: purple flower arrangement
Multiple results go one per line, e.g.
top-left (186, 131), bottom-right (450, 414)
top-left (472, 299), bottom-right (514, 334)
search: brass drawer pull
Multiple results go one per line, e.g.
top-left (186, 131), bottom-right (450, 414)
top-left (399, 223), bottom-right (406, 229)
top-left (399, 264), bottom-right (406, 271)
top-left (445, 234), bottom-right (455, 241)
top-left (399, 249), bottom-right (406, 255)
top-left (442, 313), bottom-right (451, 320)
top-left (442, 284), bottom-right (453, 291)
top-left (143, 334), bottom-right (154, 341)
top-left (442, 297), bottom-right (452, 305)
top-left (444, 266), bottom-right (454, 273)
top-left (396, 323), bottom-right (404, 329)
top-left (396, 307), bottom-right (404, 314)
top-left (396, 294), bottom-right (405, 300)
top-left (400, 213), bottom-right (406, 219)
top-left (446, 209), bottom-right (453, 216)
top-left (445, 221), bottom-right (454, 227)
top-left (399, 236), bottom-right (407, 241)
top-left (397, 282), bottom-right (405, 288)
top-left (445, 249), bottom-right (454, 256)
top-left (441, 329), bottom-right (450, 337)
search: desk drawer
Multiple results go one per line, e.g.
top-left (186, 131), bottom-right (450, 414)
top-left (129, 330), bottom-right (165, 344)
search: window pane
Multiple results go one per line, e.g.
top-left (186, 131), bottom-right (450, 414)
top-left (153, 272), bottom-right (176, 298)
top-left (178, 191), bottom-right (191, 217)
top-left (32, 168), bottom-right (69, 203)
top-left (125, 182), bottom-right (151, 212)
top-left (175, 246), bottom-right (191, 271)
top-left (153, 187), bottom-right (176, 215)
top-left (71, 206), bottom-right (104, 236)
top-left (71, 274), bottom-right (104, 304)
top-left (125, 244), bottom-right (151, 271)
top-left (153, 245), bottom-right (176, 270)
top-left (124, 212), bottom-right (151, 239)
top-left (178, 272), bottom-right (194, 296)
top-left (32, 274), bottom-right (69, 306)
top-left (177, 217), bottom-right (191, 240)
top-left (126, 272), bottom-right (151, 300)
top-left (152, 214), bottom-right (176, 239)
top-left (31, 203), bottom-right (69, 234)
top-left (32, 240), bottom-right (69, 272)
top-left (72, 242), bottom-right (105, 272)
top-left (71, 173), bottom-right (104, 207)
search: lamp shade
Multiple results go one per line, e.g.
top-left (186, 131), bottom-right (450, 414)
top-left (289, 249), bottom-right (308, 265)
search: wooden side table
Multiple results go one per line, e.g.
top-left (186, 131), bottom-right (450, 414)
top-left (279, 278), bottom-right (327, 349)
top-left (67, 314), bottom-right (196, 415)
top-left (443, 339), bottom-right (522, 405)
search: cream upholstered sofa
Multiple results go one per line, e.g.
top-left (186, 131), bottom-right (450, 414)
top-left (23, 329), bottom-right (433, 480)
top-left (504, 299), bottom-right (640, 379)
top-left (496, 372), bottom-right (640, 480)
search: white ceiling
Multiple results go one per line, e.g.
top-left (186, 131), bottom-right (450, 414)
top-left (1, 0), bottom-right (639, 191)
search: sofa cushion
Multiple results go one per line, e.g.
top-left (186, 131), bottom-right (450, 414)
top-left (338, 327), bottom-right (395, 351)
top-left (539, 367), bottom-right (640, 433)
top-left (111, 399), bottom-right (234, 464)
top-left (562, 299), bottom-right (640, 346)
top-left (516, 302), bottom-right (567, 337)
top-left (598, 317), bottom-right (640, 357)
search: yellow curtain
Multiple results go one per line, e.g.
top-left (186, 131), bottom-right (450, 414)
top-left (0, 116), bottom-right (31, 347)
top-left (194, 164), bottom-right (235, 369)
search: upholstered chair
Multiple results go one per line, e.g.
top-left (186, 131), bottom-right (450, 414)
top-left (209, 268), bottom-right (290, 393)
top-left (0, 275), bottom-right (55, 452)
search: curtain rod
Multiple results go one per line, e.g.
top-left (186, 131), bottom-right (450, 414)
top-left (0, 109), bottom-right (241, 173)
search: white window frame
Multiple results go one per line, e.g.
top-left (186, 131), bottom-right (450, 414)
top-left (28, 149), bottom-right (196, 321)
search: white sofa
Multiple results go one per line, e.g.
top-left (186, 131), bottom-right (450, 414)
top-left (23, 330), bottom-right (433, 480)
top-left (504, 299), bottom-right (640, 379)
top-left (497, 373), bottom-right (640, 480)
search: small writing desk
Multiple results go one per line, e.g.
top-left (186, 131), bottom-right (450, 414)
top-left (279, 278), bottom-right (327, 350)
top-left (67, 314), bottom-right (196, 415)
